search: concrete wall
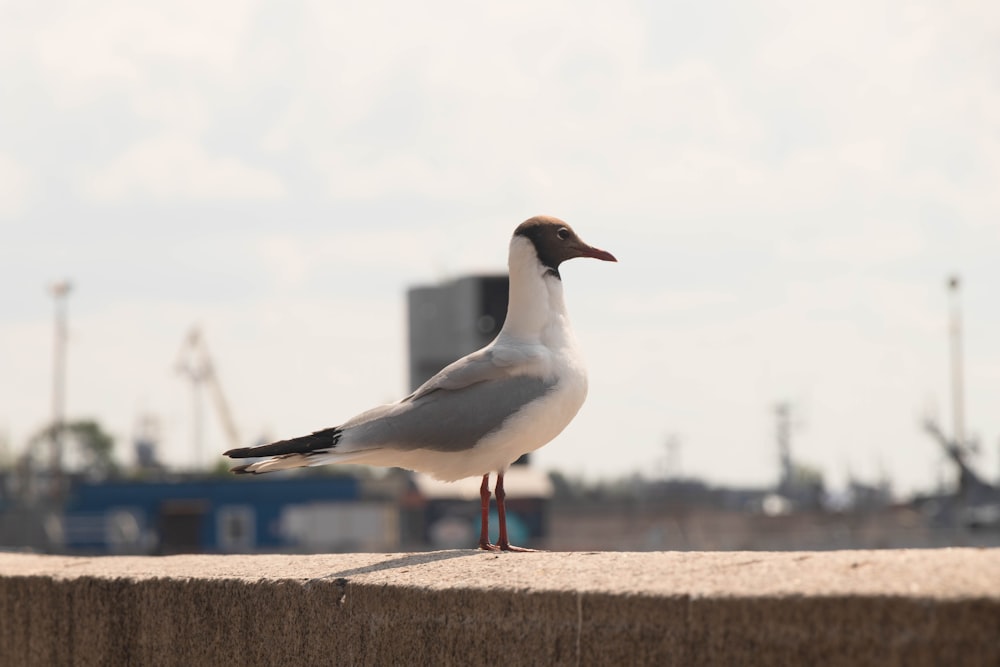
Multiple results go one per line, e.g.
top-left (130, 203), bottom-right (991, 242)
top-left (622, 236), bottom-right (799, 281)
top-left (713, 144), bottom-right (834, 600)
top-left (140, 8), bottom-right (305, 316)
top-left (2, 549), bottom-right (999, 666)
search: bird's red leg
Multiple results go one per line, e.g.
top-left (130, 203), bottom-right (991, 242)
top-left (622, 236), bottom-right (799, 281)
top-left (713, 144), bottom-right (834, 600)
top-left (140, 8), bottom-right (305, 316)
top-left (496, 472), bottom-right (536, 552)
top-left (478, 473), bottom-right (499, 551)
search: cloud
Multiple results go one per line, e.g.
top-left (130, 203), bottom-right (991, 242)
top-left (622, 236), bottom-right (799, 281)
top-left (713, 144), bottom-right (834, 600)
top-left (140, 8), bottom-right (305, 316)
top-left (776, 221), bottom-right (928, 265)
top-left (3, 0), bottom-right (1000, 494)
top-left (26, 1), bottom-right (255, 107)
top-left (611, 290), bottom-right (738, 316)
top-left (253, 222), bottom-right (512, 291)
top-left (0, 153), bottom-right (32, 219)
top-left (82, 136), bottom-right (286, 202)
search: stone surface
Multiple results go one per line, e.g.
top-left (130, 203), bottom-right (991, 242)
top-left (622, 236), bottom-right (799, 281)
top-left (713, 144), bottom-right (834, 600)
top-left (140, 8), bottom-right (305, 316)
top-left (2, 549), bottom-right (999, 666)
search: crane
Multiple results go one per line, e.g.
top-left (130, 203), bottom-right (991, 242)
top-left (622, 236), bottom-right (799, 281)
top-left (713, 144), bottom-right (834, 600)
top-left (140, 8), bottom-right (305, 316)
top-left (175, 327), bottom-right (242, 466)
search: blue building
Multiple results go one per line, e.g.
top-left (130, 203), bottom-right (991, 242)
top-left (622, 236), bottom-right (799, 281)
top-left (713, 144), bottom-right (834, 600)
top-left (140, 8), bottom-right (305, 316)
top-left (61, 475), bottom-right (399, 554)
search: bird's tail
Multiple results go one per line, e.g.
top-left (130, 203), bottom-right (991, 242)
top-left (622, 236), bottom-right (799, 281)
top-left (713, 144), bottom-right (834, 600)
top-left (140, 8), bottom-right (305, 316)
top-left (224, 427), bottom-right (342, 475)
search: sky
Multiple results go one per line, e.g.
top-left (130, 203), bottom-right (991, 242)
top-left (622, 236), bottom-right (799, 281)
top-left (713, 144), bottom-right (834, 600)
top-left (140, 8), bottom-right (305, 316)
top-left (2, 1), bottom-right (999, 497)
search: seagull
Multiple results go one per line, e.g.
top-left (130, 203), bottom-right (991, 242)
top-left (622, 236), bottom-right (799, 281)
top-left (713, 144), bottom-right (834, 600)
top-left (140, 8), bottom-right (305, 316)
top-left (224, 216), bottom-right (616, 551)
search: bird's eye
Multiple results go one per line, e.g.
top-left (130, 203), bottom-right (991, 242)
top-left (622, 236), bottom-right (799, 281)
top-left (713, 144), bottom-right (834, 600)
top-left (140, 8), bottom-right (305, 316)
top-left (557, 227), bottom-right (570, 240)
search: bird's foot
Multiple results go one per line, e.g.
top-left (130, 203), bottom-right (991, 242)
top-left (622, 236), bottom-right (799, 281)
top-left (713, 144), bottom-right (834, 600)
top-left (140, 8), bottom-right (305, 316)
top-left (497, 542), bottom-right (539, 553)
top-left (478, 541), bottom-right (538, 552)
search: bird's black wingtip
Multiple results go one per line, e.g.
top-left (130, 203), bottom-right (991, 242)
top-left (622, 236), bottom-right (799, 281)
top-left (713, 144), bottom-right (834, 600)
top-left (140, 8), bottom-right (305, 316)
top-left (224, 447), bottom-right (252, 458)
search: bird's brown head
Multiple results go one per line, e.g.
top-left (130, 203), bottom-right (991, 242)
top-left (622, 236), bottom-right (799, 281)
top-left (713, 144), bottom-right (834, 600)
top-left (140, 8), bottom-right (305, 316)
top-left (513, 216), bottom-right (617, 278)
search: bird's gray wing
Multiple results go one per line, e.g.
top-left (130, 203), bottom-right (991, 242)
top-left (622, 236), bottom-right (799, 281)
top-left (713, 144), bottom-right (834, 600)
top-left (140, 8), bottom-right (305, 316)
top-left (340, 373), bottom-right (556, 453)
top-left (338, 344), bottom-right (555, 453)
top-left (406, 343), bottom-right (548, 401)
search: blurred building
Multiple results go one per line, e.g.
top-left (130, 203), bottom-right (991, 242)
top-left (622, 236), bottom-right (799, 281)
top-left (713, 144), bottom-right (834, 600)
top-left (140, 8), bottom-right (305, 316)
top-left (407, 274), bottom-right (509, 391)
top-left (60, 475), bottom-right (398, 554)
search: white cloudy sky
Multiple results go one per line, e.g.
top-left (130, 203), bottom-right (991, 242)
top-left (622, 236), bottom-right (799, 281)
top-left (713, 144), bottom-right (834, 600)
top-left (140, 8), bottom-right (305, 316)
top-left (2, 1), bottom-right (999, 496)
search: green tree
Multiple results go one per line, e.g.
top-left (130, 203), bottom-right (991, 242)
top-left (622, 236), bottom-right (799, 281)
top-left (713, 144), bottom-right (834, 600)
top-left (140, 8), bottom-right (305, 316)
top-left (29, 419), bottom-right (119, 479)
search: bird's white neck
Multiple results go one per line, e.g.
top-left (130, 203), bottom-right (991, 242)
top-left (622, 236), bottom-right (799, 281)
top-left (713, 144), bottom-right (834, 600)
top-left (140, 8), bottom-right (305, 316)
top-left (500, 236), bottom-right (570, 341)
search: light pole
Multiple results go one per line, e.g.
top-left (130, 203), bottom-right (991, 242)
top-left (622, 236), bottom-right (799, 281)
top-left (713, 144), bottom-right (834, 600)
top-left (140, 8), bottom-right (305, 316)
top-left (50, 280), bottom-right (72, 501)
top-left (947, 275), bottom-right (965, 449)
top-left (775, 402), bottom-right (792, 492)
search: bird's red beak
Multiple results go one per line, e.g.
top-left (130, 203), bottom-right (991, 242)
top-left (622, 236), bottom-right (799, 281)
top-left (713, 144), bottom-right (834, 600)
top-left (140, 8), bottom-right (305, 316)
top-left (578, 244), bottom-right (617, 262)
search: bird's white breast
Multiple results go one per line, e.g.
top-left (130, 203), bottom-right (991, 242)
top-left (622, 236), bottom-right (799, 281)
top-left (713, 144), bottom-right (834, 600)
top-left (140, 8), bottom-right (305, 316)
top-left (460, 271), bottom-right (589, 478)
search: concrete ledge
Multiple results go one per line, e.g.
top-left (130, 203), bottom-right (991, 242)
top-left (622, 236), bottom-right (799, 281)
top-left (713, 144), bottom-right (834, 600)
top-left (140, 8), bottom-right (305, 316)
top-left (2, 549), bottom-right (999, 666)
